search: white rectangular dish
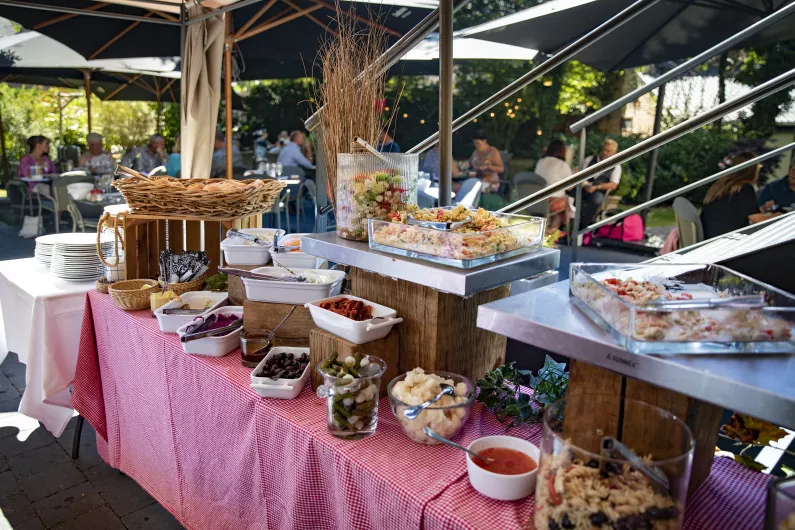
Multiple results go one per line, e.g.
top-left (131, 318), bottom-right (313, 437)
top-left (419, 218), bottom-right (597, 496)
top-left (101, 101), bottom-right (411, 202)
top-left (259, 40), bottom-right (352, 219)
top-left (250, 347), bottom-right (310, 399)
top-left (305, 295), bottom-right (402, 345)
top-left (221, 228), bottom-right (285, 266)
top-left (154, 291), bottom-right (229, 333)
top-left (270, 234), bottom-right (324, 269)
top-left (176, 306), bottom-right (243, 357)
top-left (242, 267), bottom-right (345, 304)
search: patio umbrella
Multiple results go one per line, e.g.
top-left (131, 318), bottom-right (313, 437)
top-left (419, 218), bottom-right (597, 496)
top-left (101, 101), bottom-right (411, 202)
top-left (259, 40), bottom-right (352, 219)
top-left (458, 0), bottom-right (795, 72)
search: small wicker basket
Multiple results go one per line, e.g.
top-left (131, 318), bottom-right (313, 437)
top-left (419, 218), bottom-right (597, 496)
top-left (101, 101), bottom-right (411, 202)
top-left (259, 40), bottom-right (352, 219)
top-left (96, 278), bottom-right (111, 294)
top-left (165, 274), bottom-right (206, 296)
top-left (109, 279), bottom-right (160, 311)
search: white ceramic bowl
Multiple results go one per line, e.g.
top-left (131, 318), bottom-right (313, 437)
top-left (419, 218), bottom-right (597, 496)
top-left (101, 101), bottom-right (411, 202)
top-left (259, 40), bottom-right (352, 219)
top-left (270, 234), bottom-right (324, 269)
top-left (154, 291), bottom-right (229, 333)
top-left (250, 347), bottom-right (310, 399)
top-left (67, 182), bottom-right (94, 201)
top-left (175, 306), bottom-right (243, 357)
top-left (305, 295), bottom-right (402, 345)
top-left (221, 228), bottom-right (285, 266)
top-left (242, 267), bottom-right (345, 305)
top-left (466, 435), bottom-right (540, 501)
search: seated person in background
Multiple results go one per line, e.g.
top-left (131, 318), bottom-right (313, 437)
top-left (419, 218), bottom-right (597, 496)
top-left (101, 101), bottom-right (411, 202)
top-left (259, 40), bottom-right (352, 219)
top-left (469, 131), bottom-right (504, 193)
top-left (377, 129), bottom-right (400, 153)
top-left (18, 135), bottom-right (56, 177)
top-left (79, 133), bottom-right (115, 175)
top-left (166, 135), bottom-right (181, 177)
top-left (211, 131), bottom-right (246, 178)
top-left (535, 139), bottom-right (572, 232)
top-left (254, 129), bottom-right (271, 160)
top-left (701, 151), bottom-right (778, 239)
top-left (421, 144), bottom-right (461, 191)
top-left (121, 134), bottom-right (166, 174)
top-left (759, 160), bottom-right (795, 212)
top-left (578, 139), bottom-right (621, 227)
top-left (277, 130), bottom-right (316, 174)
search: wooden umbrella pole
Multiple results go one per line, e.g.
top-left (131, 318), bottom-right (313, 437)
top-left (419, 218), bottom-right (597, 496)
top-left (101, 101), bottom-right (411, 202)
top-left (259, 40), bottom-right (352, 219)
top-left (84, 71), bottom-right (92, 132)
top-left (224, 14), bottom-right (234, 180)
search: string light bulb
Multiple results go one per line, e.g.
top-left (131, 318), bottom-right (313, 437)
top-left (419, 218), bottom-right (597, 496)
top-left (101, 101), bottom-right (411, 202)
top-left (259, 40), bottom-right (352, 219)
top-left (537, 129), bottom-right (543, 136)
top-left (504, 102), bottom-right (510, 107)
top-left (543, 79), bottom-right (553, 87)
top-left (403, 113), bottom-right (408, 118)
top-left (420, 119), bottom-right (425, 124)
top-left (489, 112), bottom-right (495, 118)
top-left (517, 98), bottom-right (522, 102)
top-left (385, 107), bottom-right (390, 111)
top-left (514, 105), bottom-right (519, 110)
top-left (473, 118), bottom-right (478, 123)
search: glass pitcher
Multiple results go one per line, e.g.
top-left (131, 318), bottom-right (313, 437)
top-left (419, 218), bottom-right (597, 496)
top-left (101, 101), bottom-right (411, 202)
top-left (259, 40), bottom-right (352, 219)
top-left (316, 354), bottom-right (386, 440)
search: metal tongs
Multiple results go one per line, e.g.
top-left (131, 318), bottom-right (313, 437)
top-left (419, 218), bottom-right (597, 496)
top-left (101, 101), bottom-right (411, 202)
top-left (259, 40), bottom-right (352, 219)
top-left (406, 214), bottom-right (472, 231)
top-left (226, 229), bottom-right (271, 247)
top-left (271, 232), bottom-right (299, 254)
top-left (646, 293), bottom-right (765, 310)
top-left (162, 308), bottom-right (205, 315)
top-left (601, 437), bottom-right (669, 493)
top-left (219, 267), bottom-right (306, 283)
top-left (180, 319), bottom-right (243, 343)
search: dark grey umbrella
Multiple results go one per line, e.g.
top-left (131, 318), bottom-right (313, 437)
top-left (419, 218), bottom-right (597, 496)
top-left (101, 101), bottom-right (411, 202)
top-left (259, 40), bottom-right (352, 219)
top-left (459, 0), bottom-right (795, 72)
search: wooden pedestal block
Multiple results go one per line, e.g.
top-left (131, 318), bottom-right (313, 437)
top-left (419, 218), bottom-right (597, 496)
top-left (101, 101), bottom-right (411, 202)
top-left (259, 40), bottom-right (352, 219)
top-left (567, 360), bottom-right (723, 496)
top-left (309, 328), bottom-right (400, 393)
top-left (350, 268), bottom-right (509, 381)
top-left (243, 300), bottom-right (316, 347)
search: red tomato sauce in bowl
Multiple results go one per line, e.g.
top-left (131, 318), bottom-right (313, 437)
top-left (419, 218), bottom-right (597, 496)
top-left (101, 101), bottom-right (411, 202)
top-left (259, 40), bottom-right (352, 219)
top-left (474, 447), bottom-right (537, 475)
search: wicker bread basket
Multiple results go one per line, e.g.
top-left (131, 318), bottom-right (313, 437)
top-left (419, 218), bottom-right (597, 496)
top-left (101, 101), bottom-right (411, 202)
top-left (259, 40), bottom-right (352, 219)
top-left (113, 169), bottom-right (285, 219)
top-left (109, 279), bottom-right (160, 311)
top-left (96, 278), bottom-right (111, 294)
top-left (166, 274), bottom-right (206, 296)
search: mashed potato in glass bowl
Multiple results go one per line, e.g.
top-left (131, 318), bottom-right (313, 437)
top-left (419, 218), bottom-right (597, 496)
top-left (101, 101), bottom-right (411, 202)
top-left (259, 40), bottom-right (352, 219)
top-left (387, 368), bottom-right (475, 445)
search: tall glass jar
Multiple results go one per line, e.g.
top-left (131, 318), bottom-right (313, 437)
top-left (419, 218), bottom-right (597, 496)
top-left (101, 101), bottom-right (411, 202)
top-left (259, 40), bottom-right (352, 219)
top-left (316, 354), bottom-right (386, 440)
top-left (535, 394), bottom-right (694, 530)
top-left (336, 152), bottom-right (418, 241)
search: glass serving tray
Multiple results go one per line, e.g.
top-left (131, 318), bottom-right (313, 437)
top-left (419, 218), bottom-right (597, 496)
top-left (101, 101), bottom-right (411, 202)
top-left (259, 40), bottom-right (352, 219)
top-left (367, 208), bottom-right (545, 269)
top-left (569, 263), bottom-right (795, 355)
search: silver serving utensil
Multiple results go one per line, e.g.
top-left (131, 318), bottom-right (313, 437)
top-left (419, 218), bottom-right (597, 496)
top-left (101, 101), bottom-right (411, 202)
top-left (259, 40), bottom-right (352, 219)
top-left (161, 308), bottom-right (205, 315)
top-left (646, 293), bottom-right (765, 310)
top-left (226, 229), bottom-right (272, 247)
top-left (219, 267), bottom-right (306, 283)
top-left (600, 437), bottom-right (669, 493)
top-left (248, 305), bottom-right (300, 364)
top-left (423, 427), bottom-right (492, 464)
top-left (181, 319), bottom-right (243, 343)
top-left (406, 214), bottom-right (472, 231)
top-left (403, 383), bottom-right (456, 420)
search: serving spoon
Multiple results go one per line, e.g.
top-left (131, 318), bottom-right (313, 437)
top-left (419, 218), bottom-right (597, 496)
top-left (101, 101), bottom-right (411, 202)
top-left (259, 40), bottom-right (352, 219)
top-left (423, 427), bottom-right (492, 465)
top-left (403, 383), bottom-right (456, 420)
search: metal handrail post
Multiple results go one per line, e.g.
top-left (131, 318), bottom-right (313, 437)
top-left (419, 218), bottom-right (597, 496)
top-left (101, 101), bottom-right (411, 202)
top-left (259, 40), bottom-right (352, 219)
top-left (304, 0), bottom-right (470, 132)
top-left (438, 0), bottom-right (454, 206)
top-left (498, 66), bottom-right (795, 214)
top-left (571, 128), bottom-right (587, 261)
top-left (0, 0), bottom-right (181, 24)
top-left (580, 141), bottom-right (795, 234)
top-left (407, 0), bottom-right (660, 154)
top-left (569, 0), bottom-right (795, 133)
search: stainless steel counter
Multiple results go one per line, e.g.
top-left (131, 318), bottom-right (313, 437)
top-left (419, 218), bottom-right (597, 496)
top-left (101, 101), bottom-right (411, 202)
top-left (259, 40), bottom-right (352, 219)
top-left (477, 281), bottom-right (795, 428)
top-left (302, 232), bottom-right (560, 296)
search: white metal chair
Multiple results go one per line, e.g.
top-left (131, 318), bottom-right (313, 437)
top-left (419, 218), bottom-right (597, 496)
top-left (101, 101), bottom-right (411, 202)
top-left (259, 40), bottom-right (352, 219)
top-left (295, 179), bottom-right (318, 233)
top-left (34, 171), bottom-right (92, 232)
top-left (7, 179), bottom-right (35, 218)
top-left (149, 166), bottom-right (168, 176)
top-left (673, 197), bottom-right (704, 248)
top-left (455, 178), bottom-right (483, 208)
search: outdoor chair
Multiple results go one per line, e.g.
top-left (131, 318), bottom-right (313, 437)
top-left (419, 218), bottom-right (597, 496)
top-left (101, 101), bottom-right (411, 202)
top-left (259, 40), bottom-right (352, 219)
top-left (295, 179), bottom-right (318, 233)
top-left (238, 171), bottom-right (292, 233)
top-left (512, 172), bottom-right (554, 219)
top-left (594, 191), bottom-right (621, 223)
top-left (66, 203), bottom-right (99, 233)
top-left (673, 197), bottom-right (703, 248)
top-left (455, 178), bottom-right (483, 208)
top-left (279, 165), bottom-right (306, 179)
top-left (7, 179), bottom-right (35, 219)
top-left (34, 171), bottom-right (93, 233)
top-left (149, 166), bottom-right (168, 176)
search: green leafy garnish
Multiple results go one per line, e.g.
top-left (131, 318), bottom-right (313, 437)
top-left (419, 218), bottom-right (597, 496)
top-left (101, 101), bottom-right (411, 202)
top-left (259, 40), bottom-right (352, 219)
top-left (734, 453), bottom-right (767, 472)
top-left (205, 272), bottom-right (228, 292)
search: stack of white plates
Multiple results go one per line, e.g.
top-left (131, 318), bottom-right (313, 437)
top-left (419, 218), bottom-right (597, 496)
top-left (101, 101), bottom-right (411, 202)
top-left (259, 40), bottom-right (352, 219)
top-left (34, 235), bottom-right (56, 266)
top-left (46, 233), bottom-right (114, 282)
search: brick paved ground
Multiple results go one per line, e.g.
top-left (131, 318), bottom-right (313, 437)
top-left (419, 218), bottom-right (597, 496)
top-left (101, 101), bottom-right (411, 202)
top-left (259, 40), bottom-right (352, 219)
top-left (0, 353), bottom-right (185, 530)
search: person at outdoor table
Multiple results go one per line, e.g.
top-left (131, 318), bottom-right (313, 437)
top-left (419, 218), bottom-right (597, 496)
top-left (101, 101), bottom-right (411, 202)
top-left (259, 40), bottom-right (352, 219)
top-left (759, 159), bottom-right (795, 212)
top-left (78, 133), bottom-right (114, 175)
top-left (377, 129), bottom-right (400, 153)
top-left (469, 131), bottom-right (504, 193)
top-left (577, 138), bottom-right (621, 227)
top-left (166, 135), bottom-right (181, 177)
top-left (17, 135), bottom-right (56, 177)
top-left (421, 144), bottom-right (461, 192)
top-left (701, 151), bottom-right (779, 239)
top-left (121, 134), bottom-right (166, 174)
top-left (211, 131), bottom-right (245, 178)
top-left (535, 139), bottom-right (572, 231)
top-left (277, 130), bottom-right (316, 172)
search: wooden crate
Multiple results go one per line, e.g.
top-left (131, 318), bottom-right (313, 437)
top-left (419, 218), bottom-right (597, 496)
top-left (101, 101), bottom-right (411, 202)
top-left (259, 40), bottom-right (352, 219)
top-left (243, 300), bottom-right (317, 347)
top-left (118, 212), bottom-right (262, 281)
top-left (567, 360), bottom-right (723, 496)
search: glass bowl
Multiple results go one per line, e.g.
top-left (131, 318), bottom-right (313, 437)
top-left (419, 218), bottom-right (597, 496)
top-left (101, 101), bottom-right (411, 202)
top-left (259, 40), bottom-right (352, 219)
top-left (387, 370), bottom-right (475, 445)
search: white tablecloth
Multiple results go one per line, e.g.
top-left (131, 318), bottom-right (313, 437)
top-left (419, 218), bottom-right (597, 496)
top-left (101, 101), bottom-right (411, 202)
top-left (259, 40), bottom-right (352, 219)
top-left (0, 258), bottom-right (94, 436)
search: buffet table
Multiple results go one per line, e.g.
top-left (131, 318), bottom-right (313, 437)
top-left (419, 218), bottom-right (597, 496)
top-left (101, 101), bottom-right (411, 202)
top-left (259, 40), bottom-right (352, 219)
top-left (73, 290), bottom-right (769, 530)
top-left (0, 258), bottom-right (95, 435)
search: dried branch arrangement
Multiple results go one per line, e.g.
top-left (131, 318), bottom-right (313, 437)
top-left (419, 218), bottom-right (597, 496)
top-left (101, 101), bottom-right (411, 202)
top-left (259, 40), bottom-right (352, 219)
top-left (314, 4), bottom-right (395, 208)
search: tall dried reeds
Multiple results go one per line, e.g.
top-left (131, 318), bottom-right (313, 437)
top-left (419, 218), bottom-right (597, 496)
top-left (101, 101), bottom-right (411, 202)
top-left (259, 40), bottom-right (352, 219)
top-left (314, 5), bottom-right (395, 208)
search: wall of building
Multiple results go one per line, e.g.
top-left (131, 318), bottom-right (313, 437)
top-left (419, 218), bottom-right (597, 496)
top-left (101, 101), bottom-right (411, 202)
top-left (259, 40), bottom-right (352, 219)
top-left (767, 127), bottom-right (795, 179)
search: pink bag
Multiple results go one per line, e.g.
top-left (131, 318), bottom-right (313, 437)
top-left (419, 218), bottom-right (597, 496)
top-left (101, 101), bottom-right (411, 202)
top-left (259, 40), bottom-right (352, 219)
top-left (594, 214), bottom-right (645, 242)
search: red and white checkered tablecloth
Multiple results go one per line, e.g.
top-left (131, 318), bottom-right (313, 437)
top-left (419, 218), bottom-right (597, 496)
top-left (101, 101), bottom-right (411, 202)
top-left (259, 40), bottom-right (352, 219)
top-left (72, 291), bottom-right (771, 530)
